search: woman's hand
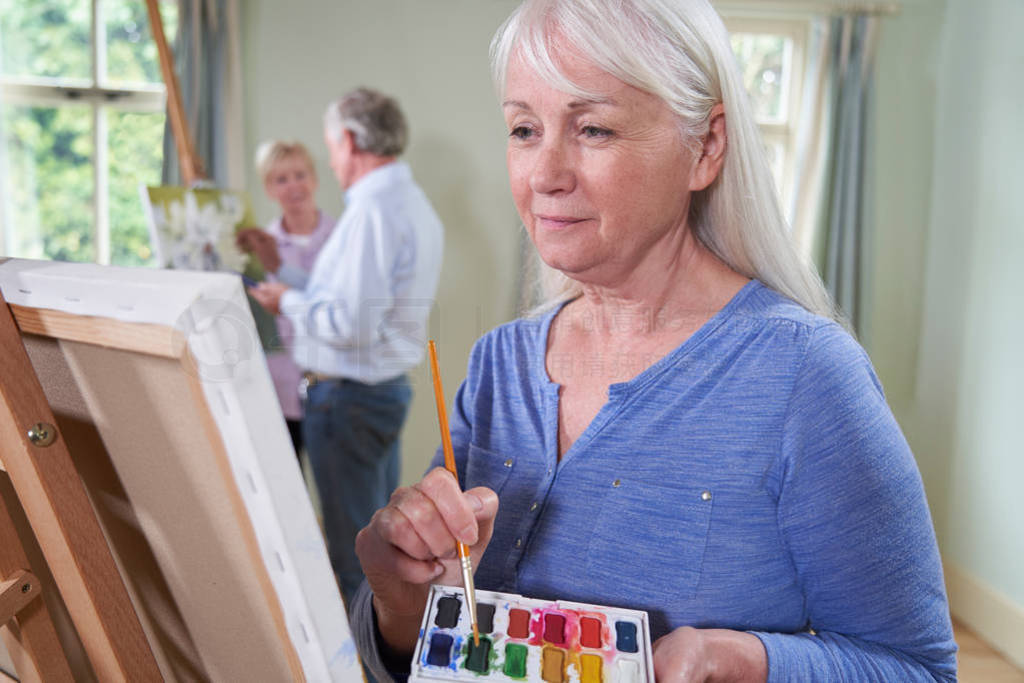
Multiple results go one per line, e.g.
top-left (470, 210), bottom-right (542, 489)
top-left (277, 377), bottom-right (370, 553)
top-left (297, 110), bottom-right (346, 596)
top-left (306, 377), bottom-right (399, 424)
top-left (355, 467), bottom-right (499, 655)
top-left (653, 626), bottom-right (767, 682)
top-left (235, 227), bottom-right (281, 273)
top-left (247, 281), bottom-right (289, 315)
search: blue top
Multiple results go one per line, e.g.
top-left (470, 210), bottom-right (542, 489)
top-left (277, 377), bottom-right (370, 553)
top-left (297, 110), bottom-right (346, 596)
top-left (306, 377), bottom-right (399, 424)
top-left (351, 280), bottom-right (957, 681)
top-left (280, 161), bottom-right (444, 383)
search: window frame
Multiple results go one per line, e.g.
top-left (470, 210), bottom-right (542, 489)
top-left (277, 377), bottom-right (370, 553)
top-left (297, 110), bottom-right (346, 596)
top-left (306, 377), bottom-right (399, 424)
top-left (720, 13), bottom-right (813, 219)
top-left (0, 0), bottom-right (168, 265)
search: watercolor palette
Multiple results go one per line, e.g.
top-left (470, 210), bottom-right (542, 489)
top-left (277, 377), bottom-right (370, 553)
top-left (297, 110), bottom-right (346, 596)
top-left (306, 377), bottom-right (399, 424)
top-left (410, 585), bottom-right (654, 682)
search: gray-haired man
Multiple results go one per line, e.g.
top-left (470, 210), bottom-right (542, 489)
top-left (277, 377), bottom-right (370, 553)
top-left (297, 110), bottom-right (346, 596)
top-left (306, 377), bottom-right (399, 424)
top-left (250, 87), bottom-right (444, 604)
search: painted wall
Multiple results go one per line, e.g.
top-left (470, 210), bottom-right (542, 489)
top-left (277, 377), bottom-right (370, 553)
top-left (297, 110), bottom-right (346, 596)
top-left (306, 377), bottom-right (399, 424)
top-left (241, 0), bottom-right (523, 484)
top-left (868, 0), bottom-right (1024, 665)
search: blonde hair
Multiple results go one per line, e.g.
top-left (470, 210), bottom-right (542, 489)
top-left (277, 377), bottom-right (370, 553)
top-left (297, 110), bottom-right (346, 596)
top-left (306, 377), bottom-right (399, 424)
top-left (491, 0), bottom-right (837, 320)
top-left (254, 140), bottom-right (317, 184)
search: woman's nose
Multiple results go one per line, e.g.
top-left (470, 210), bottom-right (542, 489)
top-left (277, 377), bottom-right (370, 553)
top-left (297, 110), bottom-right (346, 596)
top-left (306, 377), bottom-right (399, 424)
top-left (529, 140), bottom-right (575, 195)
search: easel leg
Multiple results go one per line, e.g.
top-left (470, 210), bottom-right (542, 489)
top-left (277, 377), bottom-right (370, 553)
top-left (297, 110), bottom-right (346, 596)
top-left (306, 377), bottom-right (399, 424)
top-left (0, 473), bottom-right (73, 682)
top-left (0, 295), bottom-right (161, 681)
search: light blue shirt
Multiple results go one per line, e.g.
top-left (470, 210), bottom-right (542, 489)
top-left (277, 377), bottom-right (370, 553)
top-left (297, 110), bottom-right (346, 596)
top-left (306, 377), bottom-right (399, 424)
top-left (276, 262), bottom-right (311, 290)
top-left (350, 280), bottom-right (957, 682)
top-left (280, 162), bottom-right (443, 383)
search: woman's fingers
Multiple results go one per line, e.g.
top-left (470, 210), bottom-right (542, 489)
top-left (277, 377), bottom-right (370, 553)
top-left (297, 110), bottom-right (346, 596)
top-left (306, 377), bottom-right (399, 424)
top-left (391, 488), bottom-right (461, 560)
top-left (364, 469), bottom-right (500, 569)
top-left (369, 536), bottom-right (443, 585)
top-left (371, 469), bottom-right (472, 559)
top-left (461, 486), bottom-right (499, 569)
top-left (358, 468), bottom-right (501, 594)
top-left (235, 227), bottom-right (261, 249)
top-left (355, 470), bottom-right (501, 655)
top-left (371, 496), bottom-right (437, 561)
top-left (415, 467), bottom-right (480, 545)
top-left (465, 486), bottom-right (499, 542)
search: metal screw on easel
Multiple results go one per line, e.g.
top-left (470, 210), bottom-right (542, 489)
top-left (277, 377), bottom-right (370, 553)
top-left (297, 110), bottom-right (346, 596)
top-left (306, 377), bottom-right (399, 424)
top-left (27, 422), bottom-right (57, 447)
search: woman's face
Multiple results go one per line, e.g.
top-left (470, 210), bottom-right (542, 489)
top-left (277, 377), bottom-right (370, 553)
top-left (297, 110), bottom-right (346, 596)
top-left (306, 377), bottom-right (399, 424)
top-left (503, 49), bottom-right (700, 286)
top-left (264, 155), bottom-right (317, 212)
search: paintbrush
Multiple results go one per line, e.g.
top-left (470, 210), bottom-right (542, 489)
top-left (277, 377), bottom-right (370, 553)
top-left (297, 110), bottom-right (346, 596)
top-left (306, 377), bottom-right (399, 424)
top-left (427, 339), bottom-right (480, 646)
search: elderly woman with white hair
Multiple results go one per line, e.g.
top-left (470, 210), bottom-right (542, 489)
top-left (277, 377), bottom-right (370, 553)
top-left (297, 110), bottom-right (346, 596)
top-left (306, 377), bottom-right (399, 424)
top-left (351, 1), bottom-right (957, 680)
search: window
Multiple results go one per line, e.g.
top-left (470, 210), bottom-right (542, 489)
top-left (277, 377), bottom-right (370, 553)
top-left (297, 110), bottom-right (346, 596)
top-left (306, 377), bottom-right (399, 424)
top-left (0, 0), bottom-right (176, 266)
top-left (723, 15), bottom-right (810, 217)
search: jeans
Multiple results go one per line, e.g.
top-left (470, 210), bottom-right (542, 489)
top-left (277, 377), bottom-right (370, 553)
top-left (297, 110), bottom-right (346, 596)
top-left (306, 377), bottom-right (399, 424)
top-left (302, 374), bottom-right (412, 605)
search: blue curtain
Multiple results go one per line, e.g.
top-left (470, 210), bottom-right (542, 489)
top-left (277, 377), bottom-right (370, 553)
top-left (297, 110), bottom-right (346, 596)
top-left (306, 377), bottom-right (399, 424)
top-left (161, 0), bottom-right (236, 187)
top-left (821, 13), bottom-right (879, 332)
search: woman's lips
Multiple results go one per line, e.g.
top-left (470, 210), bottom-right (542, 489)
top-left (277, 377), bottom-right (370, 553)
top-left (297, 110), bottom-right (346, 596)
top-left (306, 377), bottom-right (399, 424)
top-left (534, 214), bottom-right (587, 229)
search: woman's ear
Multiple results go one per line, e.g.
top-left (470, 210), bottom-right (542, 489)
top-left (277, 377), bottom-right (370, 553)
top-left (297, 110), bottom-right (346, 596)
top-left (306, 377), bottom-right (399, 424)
top-left (689, 103), bottom-right (727, 192)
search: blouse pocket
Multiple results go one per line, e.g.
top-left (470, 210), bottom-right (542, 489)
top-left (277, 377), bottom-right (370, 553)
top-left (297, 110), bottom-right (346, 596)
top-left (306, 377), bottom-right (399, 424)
top-left (584, 481), bottom-right (713, 604)
top-left (464, 443), bottom-right (515, 497)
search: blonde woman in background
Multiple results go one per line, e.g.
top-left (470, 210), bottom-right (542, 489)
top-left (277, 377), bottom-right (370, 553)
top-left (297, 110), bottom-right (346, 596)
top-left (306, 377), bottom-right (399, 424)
top-left (238, 141), bottom-right (334, 456)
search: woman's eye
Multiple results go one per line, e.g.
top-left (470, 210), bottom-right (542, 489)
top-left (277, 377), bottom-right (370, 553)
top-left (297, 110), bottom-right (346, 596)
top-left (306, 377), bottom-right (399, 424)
top-left (509, 126), bottom-right (534, 140)
top-left (581, 125), bottom-right (613, 138)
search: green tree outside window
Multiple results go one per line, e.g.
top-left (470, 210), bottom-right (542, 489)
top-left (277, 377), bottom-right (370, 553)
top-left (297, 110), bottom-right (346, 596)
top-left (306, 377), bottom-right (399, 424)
top-left (0, 0), bottom-right (176, 265)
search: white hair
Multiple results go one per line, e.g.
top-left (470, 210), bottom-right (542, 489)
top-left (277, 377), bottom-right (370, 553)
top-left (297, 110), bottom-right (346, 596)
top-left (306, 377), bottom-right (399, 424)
top-left (491, 0), bottom-right (837, 320)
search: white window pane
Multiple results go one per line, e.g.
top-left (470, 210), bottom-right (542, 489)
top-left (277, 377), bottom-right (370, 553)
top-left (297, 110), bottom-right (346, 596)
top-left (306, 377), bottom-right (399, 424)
top-left (105, 0), bottom-right (177, 86)
top-left (0, 0), bottom-right (91, 81)
top-left (2, 103), bottom-right (95, 261)
top-left (108, 108), bottom-right (164, 266)
top-left (730, 33), bottom-right (790, 123)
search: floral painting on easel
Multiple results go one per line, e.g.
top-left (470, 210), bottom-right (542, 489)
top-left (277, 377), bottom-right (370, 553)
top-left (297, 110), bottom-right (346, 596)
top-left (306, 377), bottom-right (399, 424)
top-left (140, 185), bottom-right (257, 274)
top-left (140, 184), bottom-right (277, 349)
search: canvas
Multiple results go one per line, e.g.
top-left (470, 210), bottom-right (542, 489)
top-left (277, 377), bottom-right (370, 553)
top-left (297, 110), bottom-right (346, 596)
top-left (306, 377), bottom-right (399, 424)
top-left (140, 185), bottom-right (278, 349)
top-left (0, 257), bottom-right (359, 682)
top-left (140, 185), bottom-right (257, 275)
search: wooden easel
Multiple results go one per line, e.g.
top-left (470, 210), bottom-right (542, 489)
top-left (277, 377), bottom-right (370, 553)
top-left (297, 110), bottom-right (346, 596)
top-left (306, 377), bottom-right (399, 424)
top-left (1, 7), bottom-right (198, 680)
top-left (0, 254), bottom-right (362, 681)
top-left (0, 289), bottom-right (162, 681)
top-left (144, 0), bottom-right (204, 186)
